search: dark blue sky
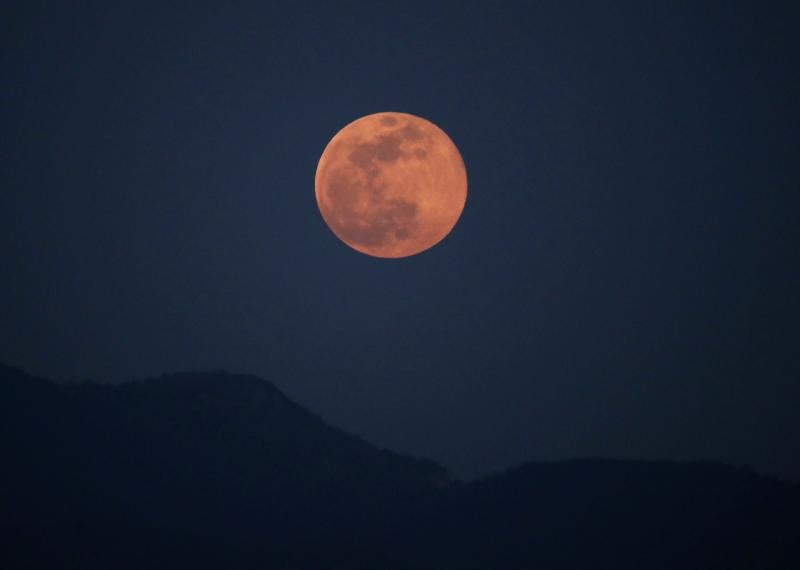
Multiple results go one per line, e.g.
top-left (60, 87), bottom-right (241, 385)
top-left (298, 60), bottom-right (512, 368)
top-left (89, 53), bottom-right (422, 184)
top-left (2, 1), bottom-right (798, 480)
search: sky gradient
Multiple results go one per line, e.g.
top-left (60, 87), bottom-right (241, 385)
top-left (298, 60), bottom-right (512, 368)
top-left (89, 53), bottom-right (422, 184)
top-left (2, 1), bottom-right (798, 480)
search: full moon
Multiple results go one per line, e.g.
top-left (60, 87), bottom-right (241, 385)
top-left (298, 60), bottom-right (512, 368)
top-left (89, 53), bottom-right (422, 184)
top-left (315, 112), bottom-right (467, 258)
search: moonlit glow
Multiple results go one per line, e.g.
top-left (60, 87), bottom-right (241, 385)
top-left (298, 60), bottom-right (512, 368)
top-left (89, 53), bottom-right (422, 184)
top-left (315, 112), bottom-right (467, 258)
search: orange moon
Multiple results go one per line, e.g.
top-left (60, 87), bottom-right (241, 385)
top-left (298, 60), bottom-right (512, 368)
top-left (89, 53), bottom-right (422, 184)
top-left (315, 112), bottom-right (467, 258)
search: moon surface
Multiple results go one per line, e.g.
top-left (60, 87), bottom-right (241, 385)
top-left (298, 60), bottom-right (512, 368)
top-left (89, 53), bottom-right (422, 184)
top-left (315, 112), bottom-right (467, 258)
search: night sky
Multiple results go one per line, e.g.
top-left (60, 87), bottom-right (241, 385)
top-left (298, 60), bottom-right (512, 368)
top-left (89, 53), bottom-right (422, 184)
top-left (2, 1), bottom-right (798, 481)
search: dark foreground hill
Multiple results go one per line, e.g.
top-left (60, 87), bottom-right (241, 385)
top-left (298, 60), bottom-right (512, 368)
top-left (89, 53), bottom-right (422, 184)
top-left (1, 364), bottom-right (798, 569)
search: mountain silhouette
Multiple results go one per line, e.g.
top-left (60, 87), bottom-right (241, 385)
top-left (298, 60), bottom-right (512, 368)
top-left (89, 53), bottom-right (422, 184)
top-left (2, 363), bottom-right (798, 569)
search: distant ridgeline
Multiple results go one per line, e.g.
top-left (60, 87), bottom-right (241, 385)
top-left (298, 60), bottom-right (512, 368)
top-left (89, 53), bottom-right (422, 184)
top-left (1, 363), bottom-right (798, 569)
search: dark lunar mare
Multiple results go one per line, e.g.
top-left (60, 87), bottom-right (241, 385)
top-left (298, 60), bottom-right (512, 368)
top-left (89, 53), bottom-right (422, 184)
top-left (325, 123), bottom-right (426, 248)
